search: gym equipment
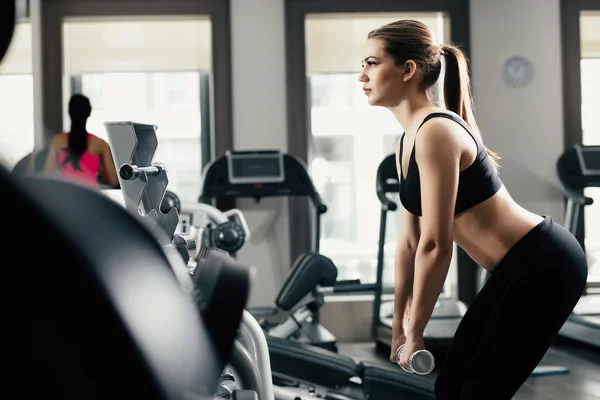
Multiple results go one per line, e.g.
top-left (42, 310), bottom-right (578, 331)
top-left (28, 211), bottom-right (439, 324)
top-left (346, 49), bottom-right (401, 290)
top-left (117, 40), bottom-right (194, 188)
top-left (11, 169), bottom-right (250, 399)
top-left (395, 345), bottom-right (436, 375)
top-left (199, 149), bottom-right (340, 346)
top-left (262, 254), bottom-right (436, 399)
top-left (371, 154), bottom-right (467, 358)
top-left (556, 144), bottom-right (600, 349)
top-left (177, 202), bottom-right (251, 258)
top-left (187, 192), bottom-right (436, 398)
top-left (266, 252), bottom-right (380, 352)
top-left (105, 122), bottom-right (179, 244)
top-left (199, 149), bottom-right (327, 251)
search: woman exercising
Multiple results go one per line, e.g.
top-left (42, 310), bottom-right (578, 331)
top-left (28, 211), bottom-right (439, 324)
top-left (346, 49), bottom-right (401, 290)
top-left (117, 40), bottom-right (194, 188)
top-left (44, 94), bottom-right (119, 189)
top-left (359, 20), bottom-right (588, 399)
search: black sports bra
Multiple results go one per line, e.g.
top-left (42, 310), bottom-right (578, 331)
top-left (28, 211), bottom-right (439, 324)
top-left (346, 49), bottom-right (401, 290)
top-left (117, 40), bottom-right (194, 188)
top-left (398, 112), bottom-right (503, 217)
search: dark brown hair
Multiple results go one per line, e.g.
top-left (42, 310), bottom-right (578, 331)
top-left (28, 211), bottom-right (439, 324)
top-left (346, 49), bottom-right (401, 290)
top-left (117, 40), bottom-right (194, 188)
top-left (62, 94), bottom-right (92, 171)
top-left (368, 19), bottom-right (500, 166)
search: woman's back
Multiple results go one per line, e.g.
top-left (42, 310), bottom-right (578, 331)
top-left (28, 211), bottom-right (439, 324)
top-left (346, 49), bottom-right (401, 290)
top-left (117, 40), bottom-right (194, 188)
top-left (44, 94), bottom-right (119, 189)
top-left (56, 132), bottom-right (102, 188)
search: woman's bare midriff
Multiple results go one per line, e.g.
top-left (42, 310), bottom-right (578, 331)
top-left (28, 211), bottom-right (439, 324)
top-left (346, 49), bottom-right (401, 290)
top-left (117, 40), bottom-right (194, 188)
top-left (452, 185), bottom-right (544, 272)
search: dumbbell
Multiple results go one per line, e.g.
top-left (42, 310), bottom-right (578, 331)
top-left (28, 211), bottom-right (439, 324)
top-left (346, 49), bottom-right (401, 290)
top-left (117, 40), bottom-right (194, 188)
top-left (395, 344), bottom-right (435, 375)
top-left (119, 162), bottom-right (167, 181)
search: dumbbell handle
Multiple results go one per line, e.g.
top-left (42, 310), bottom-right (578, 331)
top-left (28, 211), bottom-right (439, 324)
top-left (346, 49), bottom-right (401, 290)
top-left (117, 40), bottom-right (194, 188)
top-left (120, 163), bottom-right (166, 181)
top-left (396, 345), bottom-right (435, 375)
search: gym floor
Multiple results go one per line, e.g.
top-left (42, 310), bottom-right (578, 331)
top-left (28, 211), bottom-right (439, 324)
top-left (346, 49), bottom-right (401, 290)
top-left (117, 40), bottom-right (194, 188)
top-left (338, 339), bottom-right (600, 399)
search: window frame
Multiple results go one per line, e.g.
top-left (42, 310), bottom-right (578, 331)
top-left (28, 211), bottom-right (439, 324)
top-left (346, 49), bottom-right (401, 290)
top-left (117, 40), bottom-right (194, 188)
top-left (39, 0), bottom-right (232, 170)
top-left (560, 0), bottom-right (600, 250)
top-left (285, 0), bottom-right (477, 304)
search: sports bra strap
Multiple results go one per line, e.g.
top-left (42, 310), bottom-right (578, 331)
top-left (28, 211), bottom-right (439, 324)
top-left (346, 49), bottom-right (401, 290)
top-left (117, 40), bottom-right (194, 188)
top-left (416, 112), bottom-right (482, 154)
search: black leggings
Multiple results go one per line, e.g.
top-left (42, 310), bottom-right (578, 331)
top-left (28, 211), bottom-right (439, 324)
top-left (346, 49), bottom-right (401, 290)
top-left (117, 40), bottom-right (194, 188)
top-left (434, 216), bottom-right (588, 400)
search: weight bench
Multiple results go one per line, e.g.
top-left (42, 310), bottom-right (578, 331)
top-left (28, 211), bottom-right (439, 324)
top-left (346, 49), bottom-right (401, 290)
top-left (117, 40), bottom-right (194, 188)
top-left (267, 336), bottom-right (435, 399)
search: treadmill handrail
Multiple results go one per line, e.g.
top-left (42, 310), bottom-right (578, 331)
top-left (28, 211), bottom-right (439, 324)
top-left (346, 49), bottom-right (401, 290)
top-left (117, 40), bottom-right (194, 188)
top-left (311, 191), bottom-right (328, 214)
top-left (557, 179), bottom-right (594, 206)
top-left (376, 190), bottom-right (398, 211)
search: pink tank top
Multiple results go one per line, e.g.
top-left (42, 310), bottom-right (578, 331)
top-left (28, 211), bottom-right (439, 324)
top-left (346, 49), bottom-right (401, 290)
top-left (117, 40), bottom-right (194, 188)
top-left (58, 133), bottom-right (101, 189)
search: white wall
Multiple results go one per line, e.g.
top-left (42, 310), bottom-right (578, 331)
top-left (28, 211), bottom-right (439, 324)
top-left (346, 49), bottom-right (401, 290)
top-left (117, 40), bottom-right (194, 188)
top-left (229, 0), bottom-right (566, 308)
top-left (470, 0), bottom-right (564, 221)
top-left (230, 0), bottom-right (290, 308)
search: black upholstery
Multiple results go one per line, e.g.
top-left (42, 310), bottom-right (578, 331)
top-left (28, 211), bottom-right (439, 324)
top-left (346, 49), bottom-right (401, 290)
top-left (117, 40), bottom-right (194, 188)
top-left (275, 252), bottom-right (338, 311)
top-left (267, 335), bottom-right (437, 399)
top-left (193, 246), bottom-right (250, 367)
top-left (359, 361), bottom-right (435, 400)
top-left (375, 153), bottom-right (399, 211)
top-left (266, 336), bottom-right (359, 388)
top-left (7, 170), bottom-right (239, 399)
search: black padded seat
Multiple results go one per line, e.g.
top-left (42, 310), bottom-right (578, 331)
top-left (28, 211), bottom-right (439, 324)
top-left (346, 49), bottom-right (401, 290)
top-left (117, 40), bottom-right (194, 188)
top-left (266, 336), bottom-right (360, 388)
top-left (359, 361), bottom-right (435, 400)
top-left (9, 171), bottom-right (247, 399)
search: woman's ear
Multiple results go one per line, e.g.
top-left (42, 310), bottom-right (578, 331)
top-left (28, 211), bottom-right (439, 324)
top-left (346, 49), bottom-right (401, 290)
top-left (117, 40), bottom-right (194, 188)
top-left (401, 60), bottom-right (418, 83)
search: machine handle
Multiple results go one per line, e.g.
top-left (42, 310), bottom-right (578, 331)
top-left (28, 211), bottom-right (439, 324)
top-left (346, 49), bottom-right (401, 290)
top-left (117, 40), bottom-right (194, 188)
top-left (377, 190), bottom-right (398, 211)
top-left (562, 186), bottom-right (594, 206)
top-left (311, 192), bottom-right (328, 214)
top-left (318, 282), bottom-right (378, 294)
top-left (120, 162), bottom-right (166, 181)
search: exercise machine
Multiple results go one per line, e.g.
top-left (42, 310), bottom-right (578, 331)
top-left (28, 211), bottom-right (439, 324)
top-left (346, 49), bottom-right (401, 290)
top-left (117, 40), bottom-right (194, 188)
top-left (197, 149), bottom-right (437, 398)
top-left (266, 252), bottom-right (382, 352)
top-left (199, 150), bottom-right (339, 346)
top-left (199, 149), bottom-right (327, 251)
top-left (263, 254), bottom-right (436, 399)
top-left (13, 154), bottom-right (255, 399)
top-left (556, 144), bottom-right (600, 349)
top-left (102, 119), bottom-right (323, 399)
top-left (371, 154), bottom-right (467, 357)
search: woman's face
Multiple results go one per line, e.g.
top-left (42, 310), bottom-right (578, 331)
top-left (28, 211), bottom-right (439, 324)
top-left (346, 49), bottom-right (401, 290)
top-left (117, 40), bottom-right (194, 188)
top-left (358, 38), bottom-right (408, 108)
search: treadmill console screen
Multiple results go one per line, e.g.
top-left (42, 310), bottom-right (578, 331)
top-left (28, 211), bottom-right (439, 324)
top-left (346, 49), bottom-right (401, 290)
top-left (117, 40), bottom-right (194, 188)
top-left (575, 145), bottom-right (600, 176)
top-left (226, 150), bottom-right (285, 184)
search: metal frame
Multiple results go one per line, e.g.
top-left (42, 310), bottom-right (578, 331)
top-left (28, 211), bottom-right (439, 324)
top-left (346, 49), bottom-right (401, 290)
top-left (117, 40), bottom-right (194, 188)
top-left (560, 0), bottom-right (600, 248)
top-left (285, 0), bottom-right (479, 305)
top-left (38, 0), bottom-right (232, 164)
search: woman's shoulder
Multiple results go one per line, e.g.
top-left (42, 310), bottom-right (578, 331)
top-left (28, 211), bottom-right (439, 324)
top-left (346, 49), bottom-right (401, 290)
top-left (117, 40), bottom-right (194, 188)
top-left (87, 134), bottom-right (110, 152)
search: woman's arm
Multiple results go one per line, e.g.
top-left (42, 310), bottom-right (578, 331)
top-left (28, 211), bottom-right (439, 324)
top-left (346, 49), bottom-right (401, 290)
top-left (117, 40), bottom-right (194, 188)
top-left (405, 120), bottom-right (460, 339)
top-left (392, 138), bottom-right (421, 331)
top-left (393, 207), bottom-right (420, 331)
top-left (99, 140), bottom-right (119, 188)
top-left (43, 136), bottom-right (59, 176)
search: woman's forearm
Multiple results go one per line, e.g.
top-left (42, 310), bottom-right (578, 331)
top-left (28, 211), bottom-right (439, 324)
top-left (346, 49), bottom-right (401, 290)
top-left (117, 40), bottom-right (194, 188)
top-left (406, 240), bottom-right (453, 337)
top-left (392, 237), bottom-right (417, 331)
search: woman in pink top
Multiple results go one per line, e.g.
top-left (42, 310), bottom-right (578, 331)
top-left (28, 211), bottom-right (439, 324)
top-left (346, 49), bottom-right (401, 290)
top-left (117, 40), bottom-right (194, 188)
top-left (44, 94), bottom-right (119, 189)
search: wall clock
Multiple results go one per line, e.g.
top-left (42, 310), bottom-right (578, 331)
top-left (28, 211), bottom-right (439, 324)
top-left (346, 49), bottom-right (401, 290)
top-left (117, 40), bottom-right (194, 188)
top-left (503, 56), bottom-right (534, 87)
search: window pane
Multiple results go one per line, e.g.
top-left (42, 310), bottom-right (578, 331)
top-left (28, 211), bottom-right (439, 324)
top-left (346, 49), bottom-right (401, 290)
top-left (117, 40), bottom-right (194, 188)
top-left (0, 23), bottom-right (33, 169)
top-left (580, 9), bottom-right (600, 286)
top-left (306, 13), bottom-right (458, 292)
top-left (580, 57), bottom-right (600, 284)
top-left (62, 19), bottom-right (211, 203)
top-left (76, 72), bottom-right (202, 203)
top-left (0, 75), bottom-right (34, 168)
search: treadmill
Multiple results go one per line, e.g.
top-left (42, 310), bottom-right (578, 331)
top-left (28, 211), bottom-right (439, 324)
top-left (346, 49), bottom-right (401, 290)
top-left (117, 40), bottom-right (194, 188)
top-left (199, 149), bottom-right (339, 349)
top-left (371, 154), bottom-right (467, 358)
top-left (556, 144), bottom-right (600, 349)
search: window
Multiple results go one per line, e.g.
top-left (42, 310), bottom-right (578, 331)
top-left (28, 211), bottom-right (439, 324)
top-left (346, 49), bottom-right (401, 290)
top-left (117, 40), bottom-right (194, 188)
top-left (62, 19), bottom-right (211, 203)
top-left (0, 23), bottom-right (33, 169)
top-left (306, 13), bottom-right (458, 291)
top-left (75, 72), bottom-right (203, 202)
top-left (0, 75), bottom-right (34, 168)
top-left (580, 11), bottom-right (600, 285)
